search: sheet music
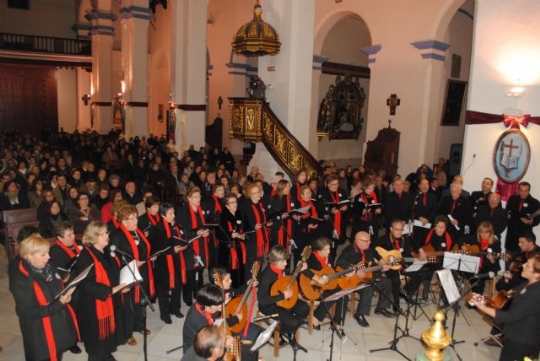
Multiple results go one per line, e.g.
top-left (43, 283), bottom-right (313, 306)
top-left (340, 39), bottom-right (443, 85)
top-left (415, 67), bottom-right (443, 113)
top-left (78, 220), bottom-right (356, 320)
top-left (120, 260), bottom-right (143, 287)
top-left (436, 269), bottom-right (460, 304)
top-left (49, 263), bottom-right (93, 305)
top-left (150, 246), bottom-right (170, 258)
top-left (442, 252), bottom-right (480, 274)
top-left (413, 219), bottom-right (431, 229)
top-left (404, 260), bottom-right (427, 273)
top-left (250, 320), bottom-right (278, 353)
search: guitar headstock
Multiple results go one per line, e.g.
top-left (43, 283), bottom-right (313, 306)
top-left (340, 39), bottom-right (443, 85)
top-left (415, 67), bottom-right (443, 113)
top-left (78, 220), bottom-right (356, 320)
top-left (499, 253), bottom-right (512, 261)
top-left (251, 260), bottom-right (261, 279)
top-left (301, 246), bottom-right (312, 261)
top-left (426, 256), bottom-right (437, 263)
top-left (386, 256), bottom-right (403, 267)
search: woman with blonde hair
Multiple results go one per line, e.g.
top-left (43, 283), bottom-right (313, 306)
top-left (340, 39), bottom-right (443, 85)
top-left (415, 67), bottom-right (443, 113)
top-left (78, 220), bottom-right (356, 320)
top-left (75, 221), bottom-right (127, 360)
top-left (9, 234), bottom-right (79, 361)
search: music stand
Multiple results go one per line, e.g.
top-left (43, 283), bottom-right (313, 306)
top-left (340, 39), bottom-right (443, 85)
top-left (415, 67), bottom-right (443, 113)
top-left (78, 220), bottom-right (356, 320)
top-left (250, 320), bottom-right (278, 353)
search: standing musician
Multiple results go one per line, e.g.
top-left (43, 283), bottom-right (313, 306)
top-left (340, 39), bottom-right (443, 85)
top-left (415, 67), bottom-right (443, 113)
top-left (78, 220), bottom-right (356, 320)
top-left (74, 221), bottom-right (128, 361)
top-left (336, 231), bottom-right (395, 328)
top-left (49, 221), bottom-right (82, 281)
top-left (291, 169), bottom-right (308, 203)
top-left (181, 325), bottom-right (233, 361)
top-left (458, 221), bottom-right (501, 294)
top-left (9, 235), bottom-right (79, 361)
top-left (240, 183), bottom-right (272, 281)
top-left (177, 186), bottom-right (211, 306)
top-left (202, 183), bottom-right (226, 268)
top-left (137, 195), bottom-right (161, 242)
top-left (257, 245), bottom-right (309, 352)
top-left (211, 267), bottom-right (263, 361)
top-left (319, 175), bottom-right (350, 258)
top-left (472, 254), bottom-right (540, 361)
top-left (300, 237), bottom-right (345, 335)
top-left (268, 179), bottom-right (294, 250)
top-left (109, 204), bottom-right (156, 345)
top-left (350, 180), bottom-right (383, 238)
top-left (153, 202), bottom-right (188, 324)
top-left (412, 179), bottom-right (438, 251)
top-left (473, 193), bottom-right (507, 240)
top-left (374, 219), bottom-right (418, 312)
top-left (292, 185), bottom-right (322, 263)
top-left (220, 193), bottom-right (246, 287)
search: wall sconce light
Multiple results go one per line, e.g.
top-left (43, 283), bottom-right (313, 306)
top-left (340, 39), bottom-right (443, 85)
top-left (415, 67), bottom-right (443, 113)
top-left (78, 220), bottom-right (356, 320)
top-left (506, 86), bottom-right (525, 97)
top-left (505, 86), bottom-right (525, 115)
top-left (82, 94), bottom-right (91, 106)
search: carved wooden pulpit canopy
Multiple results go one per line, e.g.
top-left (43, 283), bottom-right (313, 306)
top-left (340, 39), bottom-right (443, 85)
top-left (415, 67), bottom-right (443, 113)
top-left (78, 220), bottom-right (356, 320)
top-left (364, 121), bottom-right (400, 176)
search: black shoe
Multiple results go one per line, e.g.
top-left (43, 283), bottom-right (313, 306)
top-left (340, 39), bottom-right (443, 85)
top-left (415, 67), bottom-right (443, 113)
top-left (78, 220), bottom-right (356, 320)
top-left (312, 323), bottom-right (321, 331)
top-left (173, 311), bottom-right (184, 318)
top-left (375, 308), bottom-right (395, 318)
top-left (161, 316), bottom-right (172, 324)
top-left (278, 336), bottom-right (288, 347)
top-left (289, 338), bottom-right (307, 353)
top-left (354, 314), bottom-right (369, 327)
top-left (393, 306), bottom-right (403, 314)
top-left (69, 345), bottom-right (82, 354)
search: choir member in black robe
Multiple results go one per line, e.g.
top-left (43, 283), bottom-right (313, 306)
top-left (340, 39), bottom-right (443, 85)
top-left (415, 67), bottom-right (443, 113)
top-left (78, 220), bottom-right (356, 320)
top-left (505, 182), bottom-right (540, 253)
top-left (220, 194), bottom-right (246, 287)
top-left (268, 179), bottom-right (294, 250)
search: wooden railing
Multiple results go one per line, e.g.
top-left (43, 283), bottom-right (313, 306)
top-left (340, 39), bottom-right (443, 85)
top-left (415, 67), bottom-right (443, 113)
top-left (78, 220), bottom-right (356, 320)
top-left (229, 98), bottom-right (323, 180)
top-left (0, 32), bottom-right (91, 56)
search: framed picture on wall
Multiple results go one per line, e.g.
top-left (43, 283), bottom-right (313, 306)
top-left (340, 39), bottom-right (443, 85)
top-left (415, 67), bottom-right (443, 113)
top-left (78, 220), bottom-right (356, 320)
top-left (440, 79), bottom-right (467, 126)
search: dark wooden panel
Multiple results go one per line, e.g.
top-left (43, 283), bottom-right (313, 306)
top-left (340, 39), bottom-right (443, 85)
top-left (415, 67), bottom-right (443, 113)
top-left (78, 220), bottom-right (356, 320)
top-left (0, 64), bottom-right (58, 135)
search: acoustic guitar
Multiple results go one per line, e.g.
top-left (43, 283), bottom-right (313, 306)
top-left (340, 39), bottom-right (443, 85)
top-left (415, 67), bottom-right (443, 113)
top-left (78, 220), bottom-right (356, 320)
top-left (375, 246), bottom-right (437, 266)
top-left (465, 289), bottom-right (514, 310)
top-left (225, 261), bottom-right (261, 334)
top-left (336, 257), bottom-right (402, 290)
top-left (412, 244), bottom-right (511, 262)
top-left (270, 246), bottom-right (312, 309)
top-left (298, 265), bottom-right (340, 301)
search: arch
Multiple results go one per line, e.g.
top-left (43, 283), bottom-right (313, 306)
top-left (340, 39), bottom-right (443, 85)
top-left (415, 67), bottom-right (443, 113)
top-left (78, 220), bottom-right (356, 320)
top-left (314, 10), bottom-right (372, 57)
top-left (430, 0), bottom-right (467, 40)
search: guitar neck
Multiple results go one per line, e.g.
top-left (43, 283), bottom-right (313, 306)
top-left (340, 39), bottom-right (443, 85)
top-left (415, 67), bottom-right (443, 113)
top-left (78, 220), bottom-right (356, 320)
top-left (234, 278), bottom-right (254, 314)
top-left (337, 263), bottom-right (382, 278)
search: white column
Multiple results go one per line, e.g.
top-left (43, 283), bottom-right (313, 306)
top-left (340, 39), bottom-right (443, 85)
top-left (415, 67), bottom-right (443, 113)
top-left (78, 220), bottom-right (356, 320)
top-left (120, 1), bottom-right (150, 138)
top-left (87, 1), bottom-right (115, 133)
top-left (170, 0), bottom-right (209, 151)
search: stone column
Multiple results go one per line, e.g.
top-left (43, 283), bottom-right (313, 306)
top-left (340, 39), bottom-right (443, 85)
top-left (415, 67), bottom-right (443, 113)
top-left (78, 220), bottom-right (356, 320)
top-left (86, 0), bottom-right (116, 133)
top-left (119, 1), bottom-right (150, 138)
top-left (169, 0), bottom-right (209, 151)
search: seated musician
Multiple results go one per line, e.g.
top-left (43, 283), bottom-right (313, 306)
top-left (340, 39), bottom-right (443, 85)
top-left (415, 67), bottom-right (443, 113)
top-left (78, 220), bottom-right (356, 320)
top-left (472, 254), bottom-right (540, 361)
top-left (182, 284), bottom-right (225, 354)
top-left (257, 245), bottom-right (309, 352)
top-left (336, 231), bottom-right (394, 327)
top-left (458, 221), bottom-right (501, 294)
top-left (414, 215), bottom-right (455, 304)
top-left (373, 218), bottom-right (420, 311)
top-left (211, 267), bottom-right (262, 361)
top-left (300, 237), bottom-right (345, 335)
top-left (181, 325), bottom-right (233, 361)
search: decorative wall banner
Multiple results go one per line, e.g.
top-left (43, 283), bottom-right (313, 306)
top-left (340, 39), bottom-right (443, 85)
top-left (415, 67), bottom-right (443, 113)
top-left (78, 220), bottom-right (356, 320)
top-left (493, 128), bottom-right (530, 184)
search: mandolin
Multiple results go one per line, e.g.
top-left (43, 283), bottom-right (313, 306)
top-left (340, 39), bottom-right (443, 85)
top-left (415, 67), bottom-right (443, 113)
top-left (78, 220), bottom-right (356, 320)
top-left (225, 261), bottom-right (261, 333)
top-left (270, 246), bottom-right (312, 309)
top-left (466, 289), bottom-right (514, 310)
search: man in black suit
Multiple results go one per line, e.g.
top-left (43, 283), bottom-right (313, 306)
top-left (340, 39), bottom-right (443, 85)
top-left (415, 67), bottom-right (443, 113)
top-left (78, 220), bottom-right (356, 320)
top-left (412, 179), bottom-right (438, 250)
top-left (438, 182), bottom-right (473, 238)
top-left (470, 177), bottom-right (494, 211)
top-left (505, 182), bottom-right (540, 252)
top-left (473, 192), bottom-right (507, 239)
top-left (384, 179), bottom-right (413, 228)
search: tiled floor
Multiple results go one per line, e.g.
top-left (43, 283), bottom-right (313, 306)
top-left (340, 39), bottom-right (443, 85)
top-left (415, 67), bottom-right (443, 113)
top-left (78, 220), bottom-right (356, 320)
top-left (0, 245), bottom-right (501, 361)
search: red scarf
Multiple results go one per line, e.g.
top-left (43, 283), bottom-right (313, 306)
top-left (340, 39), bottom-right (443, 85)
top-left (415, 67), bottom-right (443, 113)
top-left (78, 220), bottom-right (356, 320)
top-left (300, 199), bottom-right (318, 221)
top-left (164, 221), bottom-right (187, 285)
top-left (314, 251), bottom-right (327, 268)
top-left (212, 195), bottom-right (222, 213)
top-left (269, 264), bottom-right (283, 279)
top-left (86, 246), bottom-right (116, 340)
top-left (18, 261), bottom-right (80, 361)
top-left (189, 205), bottom-right (210, 267)
top-left (227, 219), bottom-right (246, 269)
top-left (330, 190), bottom-right (342, 237)
top-left (147, 212), bottom-right (160, 226)
top-left (251, 203), bottom-right (267, 257)
top-left (54, 239), bottom-right (81, 259)
top-left (119, 224), bottom-right (156, 301)
top-left (195, 303), bottom-right (214, 325)
top-left (424, 229), bottom-right (453, 251)
top-left (112, 217), bottom-right (120, 229)
top-left (479, 237), bottom-right (490, 251)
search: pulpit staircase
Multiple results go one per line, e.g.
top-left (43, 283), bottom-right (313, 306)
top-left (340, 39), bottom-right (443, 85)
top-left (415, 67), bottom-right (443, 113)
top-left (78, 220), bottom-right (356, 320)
top-left (228, 98), bottom-right (322, 179)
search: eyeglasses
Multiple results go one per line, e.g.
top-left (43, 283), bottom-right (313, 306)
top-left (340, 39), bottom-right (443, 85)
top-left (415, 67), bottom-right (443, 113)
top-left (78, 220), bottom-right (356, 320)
top-left (358, 238), bottom-right (370, 242)
top-left (392, 228), bottom-right (404, 232)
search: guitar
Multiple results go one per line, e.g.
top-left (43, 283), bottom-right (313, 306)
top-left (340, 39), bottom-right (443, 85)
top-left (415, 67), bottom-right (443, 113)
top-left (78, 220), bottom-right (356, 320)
top-left (270, 246), bottom-right (312, 309)
top-left (466, 289), bottom-right (514, 310)
top-left (412, 244), bottom-right (512, 261)
top-left (336, 257), bottom-right (402, 290)
top-left (375, 247), bottom-right (437, 266)
top-left (226, 261), bottom-right (261, 333)
top-left (298, 265), bottom-right (340, 301)
top-left (212, 270), bottom-right (229, 336)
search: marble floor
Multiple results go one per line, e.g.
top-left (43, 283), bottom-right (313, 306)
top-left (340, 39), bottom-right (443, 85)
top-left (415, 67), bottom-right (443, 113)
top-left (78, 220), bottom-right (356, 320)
top-left (0, 245), bottom-right (501, 361)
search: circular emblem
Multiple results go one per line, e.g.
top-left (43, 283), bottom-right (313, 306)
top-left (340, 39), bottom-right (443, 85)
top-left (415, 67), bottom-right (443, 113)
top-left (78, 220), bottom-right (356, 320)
top-left (524, 203), bottom-right (528, 208)
top-left (441, 243), bottom-right (446, 248)
top-left (236, 220), bottom-right (242, 224)
top-left (399, 248), bottom-right (404, 253)
top-left (493, 128), bottom-right (530, 183)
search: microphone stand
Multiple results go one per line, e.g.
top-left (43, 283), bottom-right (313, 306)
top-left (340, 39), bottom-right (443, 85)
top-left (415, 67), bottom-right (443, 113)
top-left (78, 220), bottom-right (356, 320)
top-left (118, 252), bottom-right (155, 361)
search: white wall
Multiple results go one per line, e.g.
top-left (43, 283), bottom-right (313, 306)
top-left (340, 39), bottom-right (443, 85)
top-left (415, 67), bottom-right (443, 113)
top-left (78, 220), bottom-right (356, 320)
top-left (56, 68), bottom-right (78, 132)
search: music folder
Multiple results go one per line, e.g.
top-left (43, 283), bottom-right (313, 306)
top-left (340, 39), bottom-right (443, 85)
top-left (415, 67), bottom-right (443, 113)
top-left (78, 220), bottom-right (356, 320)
top-left (287, 205), bottom-right (311, 216)
top-left (49, 263), bottom-right (93, 305)
top-left (150, 246), bottom-right (170, 258)
top-left (325, 199), bottom-right (350, 208)
top-left (192, 224), bottom-right (219, 232)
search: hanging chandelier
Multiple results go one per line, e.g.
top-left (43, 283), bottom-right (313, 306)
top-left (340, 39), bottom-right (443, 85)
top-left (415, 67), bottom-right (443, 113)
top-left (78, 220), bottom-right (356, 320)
top-left (232, 2), bottom-right (281, 57)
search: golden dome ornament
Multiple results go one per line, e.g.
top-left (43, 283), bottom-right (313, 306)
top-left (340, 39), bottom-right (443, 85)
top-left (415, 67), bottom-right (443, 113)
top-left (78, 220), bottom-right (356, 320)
top-left (232, 1), bottom-right (281, 57)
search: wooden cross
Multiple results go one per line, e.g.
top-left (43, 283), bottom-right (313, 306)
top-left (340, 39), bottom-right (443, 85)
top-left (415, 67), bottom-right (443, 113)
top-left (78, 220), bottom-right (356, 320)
top-left (502, 139), bottom-right (519, 157)
top-left (387, 94), bottom-right (401, 115)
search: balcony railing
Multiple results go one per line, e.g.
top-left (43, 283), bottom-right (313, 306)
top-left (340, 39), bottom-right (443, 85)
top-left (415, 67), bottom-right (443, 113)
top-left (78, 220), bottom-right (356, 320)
top-left (0, 32), bottom-right (91, 56)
